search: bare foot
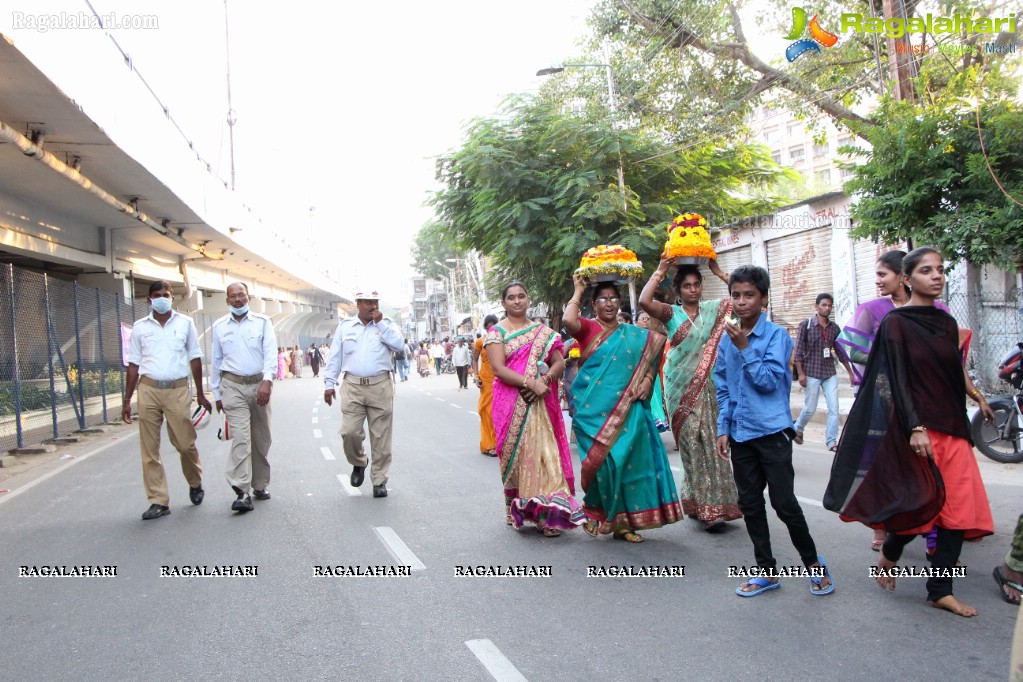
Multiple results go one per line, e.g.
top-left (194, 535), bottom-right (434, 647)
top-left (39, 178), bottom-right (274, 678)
top-left (931, 595), bottom-right (978, 617)
top-left (871, 529), bottom-right (885, 552)
top-left (875, 555), bottom-right (897, 591)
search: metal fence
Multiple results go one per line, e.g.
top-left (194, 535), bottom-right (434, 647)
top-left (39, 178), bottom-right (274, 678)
top-left (0, 265), bottom-right (229, 452)
top-left (0, 265), bottom-right (133, 451)
top-left (945, 287), bottom-right (1023, 394)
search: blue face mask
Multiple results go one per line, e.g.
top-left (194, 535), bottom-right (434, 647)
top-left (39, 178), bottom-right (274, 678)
top-left (150, 297), bottom-right (173, 315)
top-left (231, 303), bottom-right (249, 317)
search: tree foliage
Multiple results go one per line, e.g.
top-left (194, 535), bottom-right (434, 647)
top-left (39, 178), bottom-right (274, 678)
top-left (410, 221), bottom-right (459, 280)
top-left (844, 97), bottom-right (1023, 272)
top-left (430, 96), bottom-right (790, 313)
top-left (584, 0), bottom-right (1019, 142)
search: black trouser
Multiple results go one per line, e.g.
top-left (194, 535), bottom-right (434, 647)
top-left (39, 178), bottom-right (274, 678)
top-left (455, 365), bottom-right (468, 389)
top-left (881, 527), bottom-right (965, 601)
top-left (730, 430), bottom-right (818, 571)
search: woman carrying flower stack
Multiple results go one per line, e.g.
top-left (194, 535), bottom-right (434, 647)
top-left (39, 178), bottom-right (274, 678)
top-left (639, 213), bottom-right (743, 531)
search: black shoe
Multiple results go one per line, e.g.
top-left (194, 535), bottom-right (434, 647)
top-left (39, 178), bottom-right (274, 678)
top-left (142, 504), bottom-right (170, 520)
top-left (373, 484), bottom-right (388, 498)
top-left (351, 466), bottom-right (365, 488)
top-left (253, 489), bottom-right (271, 501)
top-left (231, 494), bottom-right (253, 512)
top-left (189, 485), bottom-right (205, 505)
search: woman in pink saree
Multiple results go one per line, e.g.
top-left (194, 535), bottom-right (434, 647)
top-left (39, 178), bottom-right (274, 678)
top-left (485, 282), bottom-right (585, 537)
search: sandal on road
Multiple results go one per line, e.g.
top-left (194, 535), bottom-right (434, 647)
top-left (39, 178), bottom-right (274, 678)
top-left (993, 566), bottom-right (1023, 605)
top-left (736, 577), bottom-right (780, 597)
top-left (582, 519), bottom-right (600, 537)
top-left (810, 555), bottom-right (836, 596)
top-left (613, 529), bottom-right (644, 543)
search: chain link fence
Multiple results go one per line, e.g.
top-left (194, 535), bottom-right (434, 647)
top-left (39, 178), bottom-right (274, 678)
top-left (945, 287), bottom-right (1023, 394)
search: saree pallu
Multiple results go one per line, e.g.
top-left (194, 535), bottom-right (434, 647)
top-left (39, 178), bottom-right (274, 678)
top-left (572, 324), bottom-right (681, 533)
top-left (486, 324), bottom-right (584, 530)
top-left (663, 300), bottom-right (742, 523)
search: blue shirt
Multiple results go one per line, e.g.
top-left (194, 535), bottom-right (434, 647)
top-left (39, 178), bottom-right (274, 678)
top-left (323, 316), bottom-right (404, 389)
top-left (715, 312), bottom-right (794, 442)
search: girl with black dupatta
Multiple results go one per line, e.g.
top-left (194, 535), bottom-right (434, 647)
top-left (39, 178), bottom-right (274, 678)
top-left (824, 247), bottom-right (995, 617)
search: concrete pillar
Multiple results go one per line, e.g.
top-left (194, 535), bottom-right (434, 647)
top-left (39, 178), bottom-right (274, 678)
top-left (177, 288), bottom-right (203, 313)
top-left (263, 299), bottom-right (282, 314)
top-left (77, 272), bottom-right (134, 301)
top-left (202, 291), bottom-right (231, 317)
top-left (281, 301), bottom-right (296, 314)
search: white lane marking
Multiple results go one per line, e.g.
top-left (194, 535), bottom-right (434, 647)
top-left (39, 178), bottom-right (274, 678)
top-left (450, 404), bottom-right (460, 409)
top-left (0, 430), bottom-right (140, 508)
top-left (313, 429), bottom-right (322, 438)
top-left (425, 392), bottom-right (433, 396)
top-left (312, 407), bottom-right (318, 412)
top-left (467, 411), bottom-right (476, 416)
top-left (435, 398), bottom-right (445, 403)
top-left (670, 466), bottom-right (681, 473)
top-left (796, 495), bottom-right (823, 508)
top-left (373, 527), bottom-right (427, 571)
top-left (465, 640), bottom-right (528, 682)
top-left (312, 416), bottom-right (319, 424)
top-left (320, 446), bottom-right (336, 461)
top-left (337, 473), bottom-right (363, 496)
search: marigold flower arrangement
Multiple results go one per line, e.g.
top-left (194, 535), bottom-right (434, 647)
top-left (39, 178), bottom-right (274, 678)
top-left (568, 346), bottom-right (581, 359)
top-left (664, 213), bottom-right (717, 260)
top-left (575, 244), bottom-right (643, 280)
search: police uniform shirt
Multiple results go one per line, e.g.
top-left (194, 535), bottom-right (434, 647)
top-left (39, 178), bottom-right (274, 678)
top-left (323, 316), bottom-right (404, 390)
top-left (210, 312), bottom-right (278, 401)
top-left (127, 310), bottom-right (202, 381)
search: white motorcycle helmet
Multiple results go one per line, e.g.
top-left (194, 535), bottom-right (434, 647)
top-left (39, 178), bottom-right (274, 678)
top-left (191, 405), bottom-right (211, 430)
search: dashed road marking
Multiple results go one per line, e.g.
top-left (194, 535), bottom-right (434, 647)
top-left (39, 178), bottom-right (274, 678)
top-left (450, 404), bottom-right (460, 409)
top-left (313, 429), bottom-right (322, 438)
top-left (435, 398), bottom-right (445, 403)
top-left (796, 495), bottom-right (823, 508)
top-left (465, 639), bottom-right (528, 682)
top-left (373, 527), bottom-right (426, 571)
top-left (336, 474), bottom-right (362, 496)
top-left (312, 416), bottom-right (319, 424)
top-left (320, 446), bottom-right (336, 461)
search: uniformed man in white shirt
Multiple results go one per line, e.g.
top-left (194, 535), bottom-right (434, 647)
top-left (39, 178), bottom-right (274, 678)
top-left (323, 290), bottom-right (404, 498)
top-left (122, 280), bottom-right (212, 520)
top-left (211, 282), bottom-right (278, 513)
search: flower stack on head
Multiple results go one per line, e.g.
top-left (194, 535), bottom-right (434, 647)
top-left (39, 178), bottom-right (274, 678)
top-left (575, 244), bottom-right (643, 282)
top-left (664, 213), bottom-right (717, 263)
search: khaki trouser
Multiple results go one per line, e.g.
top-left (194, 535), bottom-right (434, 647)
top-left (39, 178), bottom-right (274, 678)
top-left (221, 378), bottom-right (272, 494)
top-left (339, 376), bottom-right (394, 486)
top-left (138, 382), bottom-right (202, 505)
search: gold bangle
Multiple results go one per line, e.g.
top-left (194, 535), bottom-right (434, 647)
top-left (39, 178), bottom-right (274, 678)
top-left (651, 271), bottom-right (665, 280)
top-left (566, 300), bottom-right (580, 309)
top-left (912, 425), bottom-right (927, 433)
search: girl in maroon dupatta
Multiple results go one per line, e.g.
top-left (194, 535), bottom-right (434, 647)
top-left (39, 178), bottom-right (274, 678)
top-left (825, 248), bottom-right (995, 617)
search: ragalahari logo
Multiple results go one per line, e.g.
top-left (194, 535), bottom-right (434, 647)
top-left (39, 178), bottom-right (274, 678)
top-left (785, 7), bottom-right (839, 62)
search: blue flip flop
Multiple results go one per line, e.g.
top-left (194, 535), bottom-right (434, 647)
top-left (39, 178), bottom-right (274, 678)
top-left (736, 576), bottom-right (781, 597)
top-left (810, 554), bottom-right (835, 596)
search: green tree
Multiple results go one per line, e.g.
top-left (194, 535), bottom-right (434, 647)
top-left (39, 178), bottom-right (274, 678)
top-left (430, 95), bottom-right (790, 315)
top-left (575, 0), bottom-right (1020, 146)
top-left (410, 221), bottom-right (459, 280)
top-left (844, 98), bottom-right (1023, 272)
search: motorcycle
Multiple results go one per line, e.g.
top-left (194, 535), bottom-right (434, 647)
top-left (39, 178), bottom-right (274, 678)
top-left (970, 336), bottom-right (1023, 464)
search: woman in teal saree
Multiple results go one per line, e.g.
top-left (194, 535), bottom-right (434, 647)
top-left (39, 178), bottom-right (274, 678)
top-left (564, 276), bottom-right (682, 542)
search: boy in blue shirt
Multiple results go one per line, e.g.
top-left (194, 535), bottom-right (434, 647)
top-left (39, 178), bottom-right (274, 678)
top-left (714, 265), bottom-right (834, 597)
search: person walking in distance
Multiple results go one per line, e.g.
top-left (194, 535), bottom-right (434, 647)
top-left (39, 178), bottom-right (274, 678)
top-left (452, 337), bottom-right (472, 389)
top-left (122, 280), bottom-right (212, 520)
top-left (430, 339), bottom-right (444, 375)
top-left (792, 294), bottom-right (855, 451)
top-left (308, 343), bottom-right (324, 378)
top-left (211, 282), bottom-right (277, 513)
top-left (323, 290), bottom-right (405, 498)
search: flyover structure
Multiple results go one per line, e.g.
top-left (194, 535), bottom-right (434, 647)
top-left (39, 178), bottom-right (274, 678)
top-left (0, 31), bottom-right (348, 345)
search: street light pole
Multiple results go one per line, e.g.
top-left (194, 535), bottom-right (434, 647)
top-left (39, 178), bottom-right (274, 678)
top-left (537, 41), bottom-right (627, 212)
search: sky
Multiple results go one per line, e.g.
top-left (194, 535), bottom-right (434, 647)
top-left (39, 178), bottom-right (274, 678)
top-left (2, 0), bottom-right (595, 303)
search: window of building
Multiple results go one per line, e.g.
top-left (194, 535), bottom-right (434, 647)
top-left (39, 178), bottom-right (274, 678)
top-left (787, 121), bottom-right (803, 137)
top-left (763, 127), bottom-right (779, 143)
top-left (789, 146), bottom-right (805, 163)
top-left (840, 167), bottom-right (857, 181)
top-left (771, 151), bottom-right (782, 164)
top-left (813, 142), bottom-right (829, 157)
top-left (815, 168), bottom-right (831, 186)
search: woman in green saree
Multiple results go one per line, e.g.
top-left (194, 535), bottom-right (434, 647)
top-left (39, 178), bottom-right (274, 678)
top-left (639, 258), bottom-right (742, 531)
top-left (564, 275), bottom-right (682, 542)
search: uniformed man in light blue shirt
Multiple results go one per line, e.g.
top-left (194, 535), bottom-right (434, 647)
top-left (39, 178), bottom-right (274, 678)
top-left (323, 290), bottom-right (405, 498)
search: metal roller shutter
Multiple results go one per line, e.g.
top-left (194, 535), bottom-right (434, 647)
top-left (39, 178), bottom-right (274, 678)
top-left (766, 227), bottom-right (832, 337)
top-left (852, 239), bottom-right (907, 307)
top-left (701, 246), bottom-right (752, 303)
